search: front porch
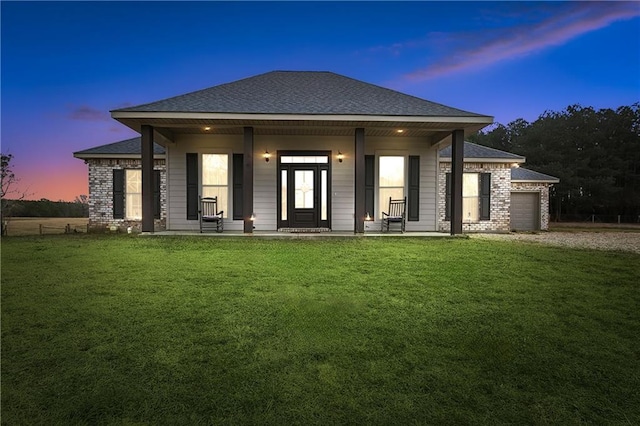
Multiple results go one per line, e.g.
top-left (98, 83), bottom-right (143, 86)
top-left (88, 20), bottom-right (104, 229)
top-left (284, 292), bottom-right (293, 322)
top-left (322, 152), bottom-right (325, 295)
top-left (144, 230), bottom-right (457, 239)
top-left (109, 71), bottom-right (493, 236)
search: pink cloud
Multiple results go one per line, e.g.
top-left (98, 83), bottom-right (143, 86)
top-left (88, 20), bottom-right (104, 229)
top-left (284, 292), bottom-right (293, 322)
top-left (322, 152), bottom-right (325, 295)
top-left (401, 2), bottom-right (640, 82)
top-left (68, 105), bottom-right (110, 122)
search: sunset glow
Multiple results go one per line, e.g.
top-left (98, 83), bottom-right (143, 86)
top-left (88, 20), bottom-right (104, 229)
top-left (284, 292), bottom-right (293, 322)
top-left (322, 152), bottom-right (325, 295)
top-left (2, 1), bottom-right (638, 201)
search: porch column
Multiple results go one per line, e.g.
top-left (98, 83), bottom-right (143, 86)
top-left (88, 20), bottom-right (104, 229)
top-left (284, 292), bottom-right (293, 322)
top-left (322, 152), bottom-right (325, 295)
top-left (354, 128), bottom-right (365, 233)
top-left (141, 125), bottom-right (155, 233)
top-left (243, 127), bottom-right (254, 233)
top-left (450, 129), bottom-right (464, 235)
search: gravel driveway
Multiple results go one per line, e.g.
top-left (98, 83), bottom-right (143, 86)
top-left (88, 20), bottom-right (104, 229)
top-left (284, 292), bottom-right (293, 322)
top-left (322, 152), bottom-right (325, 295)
top-left (471, 231), bottom-right (640, 254)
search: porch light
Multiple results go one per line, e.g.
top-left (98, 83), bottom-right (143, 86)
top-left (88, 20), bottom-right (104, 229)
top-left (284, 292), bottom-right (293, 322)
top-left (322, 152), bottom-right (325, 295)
top-left (337, 151), bottom-right (344, 163)
top-left (263, 150), bottom-right (271, 162)
top-left (396, 129), bottom-right (404, 133)
top-left (365, 212), bottom-right (373, 221)
top-left (512, 163), bottom-right (520, 168)
top-left (250, 213), bottom-right (256, 221)
top-left (203, 126), bottom-right (211, 131)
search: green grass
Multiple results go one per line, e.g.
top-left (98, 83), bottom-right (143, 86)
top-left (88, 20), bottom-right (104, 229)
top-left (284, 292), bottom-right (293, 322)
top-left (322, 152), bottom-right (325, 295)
top-left (2, 235), bottom-right (639, 425)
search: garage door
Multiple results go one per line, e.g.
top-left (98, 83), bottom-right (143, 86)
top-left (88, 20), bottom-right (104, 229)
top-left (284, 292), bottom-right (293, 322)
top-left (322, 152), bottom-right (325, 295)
top-left (511, 192), bottom-right (540, 231)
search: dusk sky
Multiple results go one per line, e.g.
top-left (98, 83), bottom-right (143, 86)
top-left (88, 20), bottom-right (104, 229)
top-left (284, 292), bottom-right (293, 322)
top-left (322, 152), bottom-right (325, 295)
top-left (2, 1), bottom-right (639, 201)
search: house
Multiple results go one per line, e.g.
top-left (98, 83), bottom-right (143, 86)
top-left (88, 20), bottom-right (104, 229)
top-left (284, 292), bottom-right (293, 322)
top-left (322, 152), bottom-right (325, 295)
top-left (75, 70), bottom-right (498, 234)
top-left (74, 138), bottom-right (559, 233)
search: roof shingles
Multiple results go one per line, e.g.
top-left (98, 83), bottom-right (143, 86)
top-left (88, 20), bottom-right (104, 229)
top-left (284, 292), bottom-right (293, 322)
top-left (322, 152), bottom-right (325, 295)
top-left (113, 71), bottom-right (488, 117)
top-left (440, 141), bottom-right (525, 161)
top-left (73, 137), bottom-right (164, 157)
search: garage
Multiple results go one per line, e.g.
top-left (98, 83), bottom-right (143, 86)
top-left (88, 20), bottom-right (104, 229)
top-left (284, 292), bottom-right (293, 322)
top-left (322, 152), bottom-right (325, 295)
top-left (511, 192), bottom-right (540, 231)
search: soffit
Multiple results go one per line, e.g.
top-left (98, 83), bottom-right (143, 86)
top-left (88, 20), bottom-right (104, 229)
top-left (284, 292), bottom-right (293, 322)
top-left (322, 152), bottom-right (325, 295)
top-left (114, 116), bottom-right (491, 138)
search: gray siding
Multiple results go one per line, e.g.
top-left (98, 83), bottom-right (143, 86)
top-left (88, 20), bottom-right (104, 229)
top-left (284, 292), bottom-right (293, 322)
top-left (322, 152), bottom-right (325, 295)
top-left (166, 134), bottom-right (438, 231)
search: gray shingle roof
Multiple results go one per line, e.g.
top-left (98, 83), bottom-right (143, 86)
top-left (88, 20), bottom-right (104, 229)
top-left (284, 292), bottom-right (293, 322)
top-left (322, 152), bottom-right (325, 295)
top-left (113, 71), bottom-right (488, 117)
top-left (511, 167), bottom-right (559, 183)
top-left (440, 141), bottom-right (525, 161)
top-left (73, 137), bottom-right (165, 157)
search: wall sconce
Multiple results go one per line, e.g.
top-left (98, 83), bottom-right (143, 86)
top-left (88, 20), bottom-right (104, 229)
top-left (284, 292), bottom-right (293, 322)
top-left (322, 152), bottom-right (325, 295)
top-left (263, 150), bottom-right (271, 163)
top-left (250, 213), bottom-right (256, 221)
top-left (337, 151), bottom-right (344, 163)
top-left (365, 212), bottom-right (373, 221)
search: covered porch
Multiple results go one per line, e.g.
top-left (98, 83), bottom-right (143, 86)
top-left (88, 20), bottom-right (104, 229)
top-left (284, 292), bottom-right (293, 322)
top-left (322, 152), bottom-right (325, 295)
top-left (110, 71), bottom-right (493, 235)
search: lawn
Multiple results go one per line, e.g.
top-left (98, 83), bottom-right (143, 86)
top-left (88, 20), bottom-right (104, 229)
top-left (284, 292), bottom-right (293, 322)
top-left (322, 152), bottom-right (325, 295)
top-left (2, 235), bottom-right (639, 425)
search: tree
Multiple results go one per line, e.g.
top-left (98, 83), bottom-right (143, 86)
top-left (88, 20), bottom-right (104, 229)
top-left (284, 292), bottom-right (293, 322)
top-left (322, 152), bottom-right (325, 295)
top-left (1, 154), bottom-right (30, 221)
top-left (471, 104), bottom-right (640, 221)
top-left (74, 195), bottom-right (89, 217)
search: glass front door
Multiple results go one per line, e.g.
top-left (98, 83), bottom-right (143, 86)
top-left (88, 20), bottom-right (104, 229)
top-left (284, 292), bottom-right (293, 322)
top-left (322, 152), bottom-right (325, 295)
top-left (278, 152), bottom-right (331, 229)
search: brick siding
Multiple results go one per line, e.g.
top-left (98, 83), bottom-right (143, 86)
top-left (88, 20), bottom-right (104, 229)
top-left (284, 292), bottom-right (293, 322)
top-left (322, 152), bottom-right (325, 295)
top-left (86, 159), bottom-right (166, 231)
top-left (438, 163), bottom-right (512, 232)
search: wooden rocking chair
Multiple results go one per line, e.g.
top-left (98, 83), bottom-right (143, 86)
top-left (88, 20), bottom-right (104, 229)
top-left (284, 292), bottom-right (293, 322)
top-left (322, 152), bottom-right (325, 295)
top-left (381, 197), bottom-right (406, 233)
top-left (199, 196), bottom-right (224, 233)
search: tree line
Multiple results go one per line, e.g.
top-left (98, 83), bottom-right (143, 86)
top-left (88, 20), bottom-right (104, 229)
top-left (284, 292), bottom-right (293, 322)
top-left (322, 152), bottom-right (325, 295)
top-left (4, 198), bottom-right (89, 218)
top-left (468, 104), bottom-right (640, 222)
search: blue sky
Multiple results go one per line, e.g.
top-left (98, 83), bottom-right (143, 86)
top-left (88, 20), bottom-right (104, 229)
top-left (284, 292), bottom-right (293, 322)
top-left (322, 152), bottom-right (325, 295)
top-left (2, 1), bottom-right (639, 201)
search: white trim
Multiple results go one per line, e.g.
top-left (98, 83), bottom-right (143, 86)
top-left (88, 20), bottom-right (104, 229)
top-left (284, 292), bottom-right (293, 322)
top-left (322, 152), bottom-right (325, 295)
top-left (440, 157), bottom-right (525, 164)
top-left (73, 154), bottom-right (166, 160)
top-left (512, 179), bottom-right (559, 184)
top-left (112, 111), bottom-right (494, 124)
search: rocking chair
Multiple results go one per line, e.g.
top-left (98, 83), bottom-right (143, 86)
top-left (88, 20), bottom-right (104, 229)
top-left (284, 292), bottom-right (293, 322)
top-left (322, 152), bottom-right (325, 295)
top-left (381, 197), bottom-right (406, 233)
top-left (199, 196), bottom-right (224, 233)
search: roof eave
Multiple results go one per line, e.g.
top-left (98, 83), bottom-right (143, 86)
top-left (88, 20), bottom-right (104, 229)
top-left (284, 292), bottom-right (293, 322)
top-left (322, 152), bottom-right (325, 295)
top-left (512, 179), bottom-right (560, 184)
top-left (73, 153), bottom-right (166, 160)
top-left (440, 157), bottom-right (525, 164)
top-left (111, 111), bottom-right (493, 124)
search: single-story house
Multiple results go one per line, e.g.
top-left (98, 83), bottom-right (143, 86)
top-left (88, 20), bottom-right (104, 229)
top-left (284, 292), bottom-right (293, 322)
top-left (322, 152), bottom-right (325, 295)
top-left (75, 137), bottom-right (558, 233)
top-left (72, 70), bottom-right (544, 234)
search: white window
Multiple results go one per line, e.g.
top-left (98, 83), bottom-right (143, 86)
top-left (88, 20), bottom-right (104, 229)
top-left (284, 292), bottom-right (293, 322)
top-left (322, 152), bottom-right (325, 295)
top-left (202, 154), bottom-right (228, 216)
top-left (379, 156), bottom-right (405, 218)
top-left (463, 173), bottom-right (479, 222)
top-left (125, 169), bottom-right (142, 220)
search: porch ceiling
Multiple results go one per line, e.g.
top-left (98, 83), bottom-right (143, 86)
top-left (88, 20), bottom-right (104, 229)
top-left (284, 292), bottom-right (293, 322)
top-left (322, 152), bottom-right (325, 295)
top-left (113, 114), bottom-right (493, 141)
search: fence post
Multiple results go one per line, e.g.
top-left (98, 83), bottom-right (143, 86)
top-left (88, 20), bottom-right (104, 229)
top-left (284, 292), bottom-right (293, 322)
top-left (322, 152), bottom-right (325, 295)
top-left (2, 221), bottom-right (7, 236)
top-left (39, 224), bottom-right (43, 235)
top-left (618, 215), bottom-right (621, 224)
top-left (591, 214), bottom-right (595, 223)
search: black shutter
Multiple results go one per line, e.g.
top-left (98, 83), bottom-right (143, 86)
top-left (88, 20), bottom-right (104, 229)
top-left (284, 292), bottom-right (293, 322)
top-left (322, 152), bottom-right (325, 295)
top-left (480, 173), bottom-right (491, 220)
top-left (186, 153), bottom-right (198, 220)
top-left (113, 169), bottom-right (124, 219)
top-left (445, 172), bottom-right (451, 221)
top-left (408, 156), bottom-right (420, 221)
top-left (233, 154), bottom-right (244, 220)
top-left (365, 155), bottom-right (375, 219)
top-left (154, 170), bottom-right (161, 219)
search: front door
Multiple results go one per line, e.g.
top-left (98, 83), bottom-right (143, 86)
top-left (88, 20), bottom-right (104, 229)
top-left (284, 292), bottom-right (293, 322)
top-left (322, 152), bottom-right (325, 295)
top-left (290, 167), bottom-right (318, 228)
top-left (278, 152), bottom-right (331, 229)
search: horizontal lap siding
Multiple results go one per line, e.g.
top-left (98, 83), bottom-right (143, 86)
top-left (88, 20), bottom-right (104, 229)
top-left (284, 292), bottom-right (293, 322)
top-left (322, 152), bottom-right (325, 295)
top-left (166, 134), bottom-right (437, 232)
top-left (256, 135), bottom-right (354, 231)
top-left (167, 135), bottom-right (243, 231)
top-left (366, 137), bottom-right (438, 232)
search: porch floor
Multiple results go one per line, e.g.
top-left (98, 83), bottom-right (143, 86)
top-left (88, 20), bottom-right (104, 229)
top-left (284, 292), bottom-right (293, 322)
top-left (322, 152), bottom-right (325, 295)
top-left (145, 230), bottom-right (457, 238)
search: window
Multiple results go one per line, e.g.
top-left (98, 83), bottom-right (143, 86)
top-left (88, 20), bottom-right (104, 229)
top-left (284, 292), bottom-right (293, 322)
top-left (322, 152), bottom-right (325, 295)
top-left (445, 172), bottom-right (491, 221)
top-left (463, 173), bottom-right (479, 222)
top-left (125, 170), bottom-right (142, 220)
top-left (202, 154), bottom-right (229, 216)
top-left (379, 156), bottom-right (404, 218)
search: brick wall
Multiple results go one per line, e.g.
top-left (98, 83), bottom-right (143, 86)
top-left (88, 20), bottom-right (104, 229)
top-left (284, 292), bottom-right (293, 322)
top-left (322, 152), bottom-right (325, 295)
top-left (86, 159), bottom-right (166, 231)
top-left (438, 163), bottom-right (512, 232)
